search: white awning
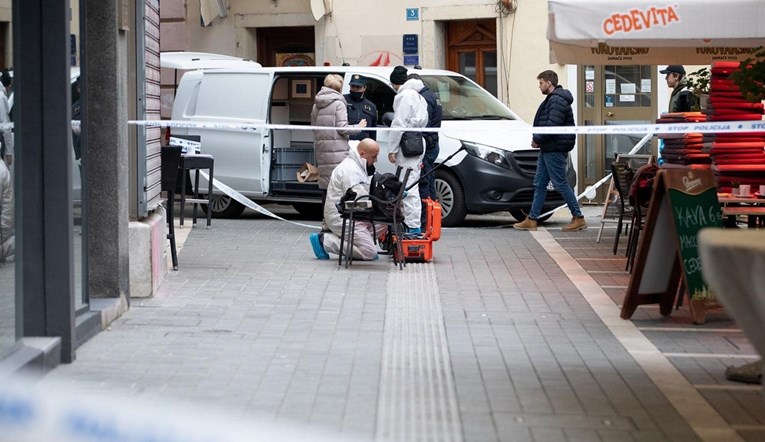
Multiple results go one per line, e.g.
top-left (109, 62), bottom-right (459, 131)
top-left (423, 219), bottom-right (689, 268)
top-left (159, 52), bottom-right (261, 70)
top-left (547, 0), bottom-right (765, 65)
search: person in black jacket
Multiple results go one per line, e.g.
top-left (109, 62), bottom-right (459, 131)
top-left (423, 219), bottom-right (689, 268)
top-left (344, 74), bottom-right (377, 141)
top-left (514, 70), bottom-right (586, 232)
top-left (660, 65), bottom-right (697, 113)
top-left (408, 73), bottom-right (442, 229)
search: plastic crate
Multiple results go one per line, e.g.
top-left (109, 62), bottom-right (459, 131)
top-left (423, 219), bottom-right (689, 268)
top-left (274, 146), bottom-right (314, 165)
top-left (272, 164), bottom-right (303, 181)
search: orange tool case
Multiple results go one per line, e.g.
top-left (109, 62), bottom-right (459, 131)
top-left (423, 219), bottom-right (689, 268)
top-left (397, 198), bottom-right (442, 262)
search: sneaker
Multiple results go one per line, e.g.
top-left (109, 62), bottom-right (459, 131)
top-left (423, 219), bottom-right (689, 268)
top-left (513, 217), bottom-right (538, 231)
top-left (309, 232), bottom-right (329, 260)
top-left (562, 216), bottom-right (587, 232)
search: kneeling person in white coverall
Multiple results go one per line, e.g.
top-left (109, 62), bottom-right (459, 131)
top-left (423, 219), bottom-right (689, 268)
top-left (387, 65), bottom-right (429, 234)
top-left (309, 138), bottom-right (387, 261)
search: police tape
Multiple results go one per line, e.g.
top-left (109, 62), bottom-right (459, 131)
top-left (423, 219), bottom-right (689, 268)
top-left (132, 118), bottom-right (758, 227)
top-left (3, 118), bottom-right (763, 135)
top-left (0, 375), bottom-right (354, 442)
top-left (197, 170), bottom-right (322, 230)
top-left (126, 119), bottom-right (765, 135)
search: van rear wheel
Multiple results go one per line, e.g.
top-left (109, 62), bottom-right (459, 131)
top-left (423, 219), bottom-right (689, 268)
top-left (292, 203), bottom-right (323, 220)
top-left (202, 195), bottom-right (246, 218)
top-left (435, 170), bottom-right (466, 227)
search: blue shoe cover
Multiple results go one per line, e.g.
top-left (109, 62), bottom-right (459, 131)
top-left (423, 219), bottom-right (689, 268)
top-left (310, 233), bottom-right (329, 260)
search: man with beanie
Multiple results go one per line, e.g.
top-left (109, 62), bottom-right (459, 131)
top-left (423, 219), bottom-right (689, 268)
top-left (387, 66), bottom-right (429, 234)
top-left (514, 70), bottom-right (585, 232)
top-left (344, 75), bottom-right (377, 141)
top-left (660, 65), bottom-right (697, 113)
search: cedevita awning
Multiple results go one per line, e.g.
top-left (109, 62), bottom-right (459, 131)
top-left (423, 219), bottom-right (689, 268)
top-left (547, 0), bottom-right (765, 65)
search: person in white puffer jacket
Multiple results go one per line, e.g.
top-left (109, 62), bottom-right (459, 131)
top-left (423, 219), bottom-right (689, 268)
top-left (386, 66), bottom-right (428, 234)
top-left (309, 139), bottom-right (385, 261)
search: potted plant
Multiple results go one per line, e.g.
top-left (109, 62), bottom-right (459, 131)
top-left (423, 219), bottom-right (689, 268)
top-left (731, 46), bottom-right (765, 102)
top-left (685, 67), bottom-right (710, 111)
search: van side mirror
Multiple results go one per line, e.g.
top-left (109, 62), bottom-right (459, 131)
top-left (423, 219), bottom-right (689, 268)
top-left (382, 112), bottom-right (394, 127)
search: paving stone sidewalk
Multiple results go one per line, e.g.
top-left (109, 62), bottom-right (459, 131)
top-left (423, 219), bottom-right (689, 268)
top-left (36, 206), bottom-right (764, 441)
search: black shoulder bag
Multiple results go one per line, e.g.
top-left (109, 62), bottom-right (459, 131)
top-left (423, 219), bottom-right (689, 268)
top-left (399, 131), bottom-right (424, 157)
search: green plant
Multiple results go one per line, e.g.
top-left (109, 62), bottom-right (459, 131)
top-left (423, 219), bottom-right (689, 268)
top-left (684, 67), bottom-right (710, 111)
top-left (731, 46), bottom-right (765, 103)
top-left (685, 67), bottom-right (711, 96)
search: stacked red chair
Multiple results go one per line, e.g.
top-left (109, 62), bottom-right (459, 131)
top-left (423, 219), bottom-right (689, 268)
top-left (705, 62), bottom-right (765, 191)
top-left (657, 112), bottom-right (709, 165)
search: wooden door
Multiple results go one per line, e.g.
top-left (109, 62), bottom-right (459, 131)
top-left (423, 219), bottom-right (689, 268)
top-left (446, 20), bottom-right (497, 96)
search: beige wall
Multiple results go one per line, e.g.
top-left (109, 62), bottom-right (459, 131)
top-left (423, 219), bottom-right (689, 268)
top-left (161, 0), bottom-right (564, 123)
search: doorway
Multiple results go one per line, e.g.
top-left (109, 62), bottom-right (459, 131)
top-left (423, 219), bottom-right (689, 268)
top-left (578, 65), bottom-right (658, 202)
top-left (256, 26), bottom-right (315, 67)
top-left (446, 20), bottom-right (497, 96)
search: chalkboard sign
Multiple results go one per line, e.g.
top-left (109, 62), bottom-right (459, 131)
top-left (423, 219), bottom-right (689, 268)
top-left (622, 168), bottom-right (724, 324)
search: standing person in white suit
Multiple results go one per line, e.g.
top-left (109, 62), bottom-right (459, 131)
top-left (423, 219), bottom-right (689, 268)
top-left (386, 66), bottom-right (429, 234)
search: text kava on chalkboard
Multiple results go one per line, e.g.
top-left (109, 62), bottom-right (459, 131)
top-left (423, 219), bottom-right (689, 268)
top-left (674, 205), bottom-right (708, 228)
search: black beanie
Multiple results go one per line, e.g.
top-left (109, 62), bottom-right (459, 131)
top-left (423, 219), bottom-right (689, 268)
top-left (390, 65), bottom-right (408, 85)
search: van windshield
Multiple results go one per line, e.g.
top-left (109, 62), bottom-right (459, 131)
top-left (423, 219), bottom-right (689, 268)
top-left (420, 75), bottom-right (515, 121)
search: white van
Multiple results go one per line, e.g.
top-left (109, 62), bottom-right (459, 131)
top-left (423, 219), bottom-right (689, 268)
top-left (169, 66), bottom-right (575, 226)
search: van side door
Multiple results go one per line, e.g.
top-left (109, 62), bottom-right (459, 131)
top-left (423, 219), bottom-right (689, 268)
top-left (192, 71), bottom-right (273, 195)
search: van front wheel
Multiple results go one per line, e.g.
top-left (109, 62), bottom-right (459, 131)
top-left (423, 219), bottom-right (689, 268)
top-left (435, 170), bottom-right (466, 227)
top-left (202, 195), bottom-right (246, 218)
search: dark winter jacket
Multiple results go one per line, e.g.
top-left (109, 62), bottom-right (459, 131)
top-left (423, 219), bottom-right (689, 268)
top-left (668, 79), bottom-right (697, 113)
top-left (418, 86), bottom-right (442, 140)
top-left (532, 85), bottom-right (576, 152)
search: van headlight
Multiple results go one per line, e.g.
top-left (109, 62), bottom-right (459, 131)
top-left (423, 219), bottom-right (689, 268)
top-left (462, 141), bottom-right (511, 169)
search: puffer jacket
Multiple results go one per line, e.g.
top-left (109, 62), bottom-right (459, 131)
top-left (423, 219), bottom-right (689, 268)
top-left (311, 87), bottom-right (360, 189)
top-left (532, 85), bottom-right (576, 152)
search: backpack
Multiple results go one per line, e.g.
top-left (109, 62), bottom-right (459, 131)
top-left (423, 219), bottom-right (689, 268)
top-left (369, 172), bottom-right (403, 219)
top-left (629, 163), bottom-right (659, 207)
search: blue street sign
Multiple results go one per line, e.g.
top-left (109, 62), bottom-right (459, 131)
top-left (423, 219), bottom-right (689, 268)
top-left (403, 55), bottom-right (419, 66)
top-left (406, 8), bottom-right (419, 21)
top-left (403, 34), bottom-right (418, 55)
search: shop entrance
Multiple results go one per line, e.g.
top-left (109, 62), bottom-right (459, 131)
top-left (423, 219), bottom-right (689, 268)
top-left (578, 65), bottom-right (658, 202)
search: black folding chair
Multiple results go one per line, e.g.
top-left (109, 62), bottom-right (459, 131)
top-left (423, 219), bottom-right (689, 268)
top-left (338, 168), bottom-right (411, 270)
top-left (161, 145), bottom-right (183, 270)
top-left (609, 162), bottom-right (635, 256)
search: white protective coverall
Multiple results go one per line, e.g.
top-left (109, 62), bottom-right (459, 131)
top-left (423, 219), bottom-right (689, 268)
top-left (0, 90), bottom-right (13, 165)
top-left (388, 78), bottom-right (428, 229)
top-left (0, 160), bottom-right (13, 261)
top-left (321, 145), bottom-right (386, 260)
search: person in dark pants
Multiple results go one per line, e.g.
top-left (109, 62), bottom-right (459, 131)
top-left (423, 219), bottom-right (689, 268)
top-left (408, 73), bottom-right (442, 229)
top-left (344, 74), bottom-right (377, 141)
top-left (514, 70), bottom-right (585, 232)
